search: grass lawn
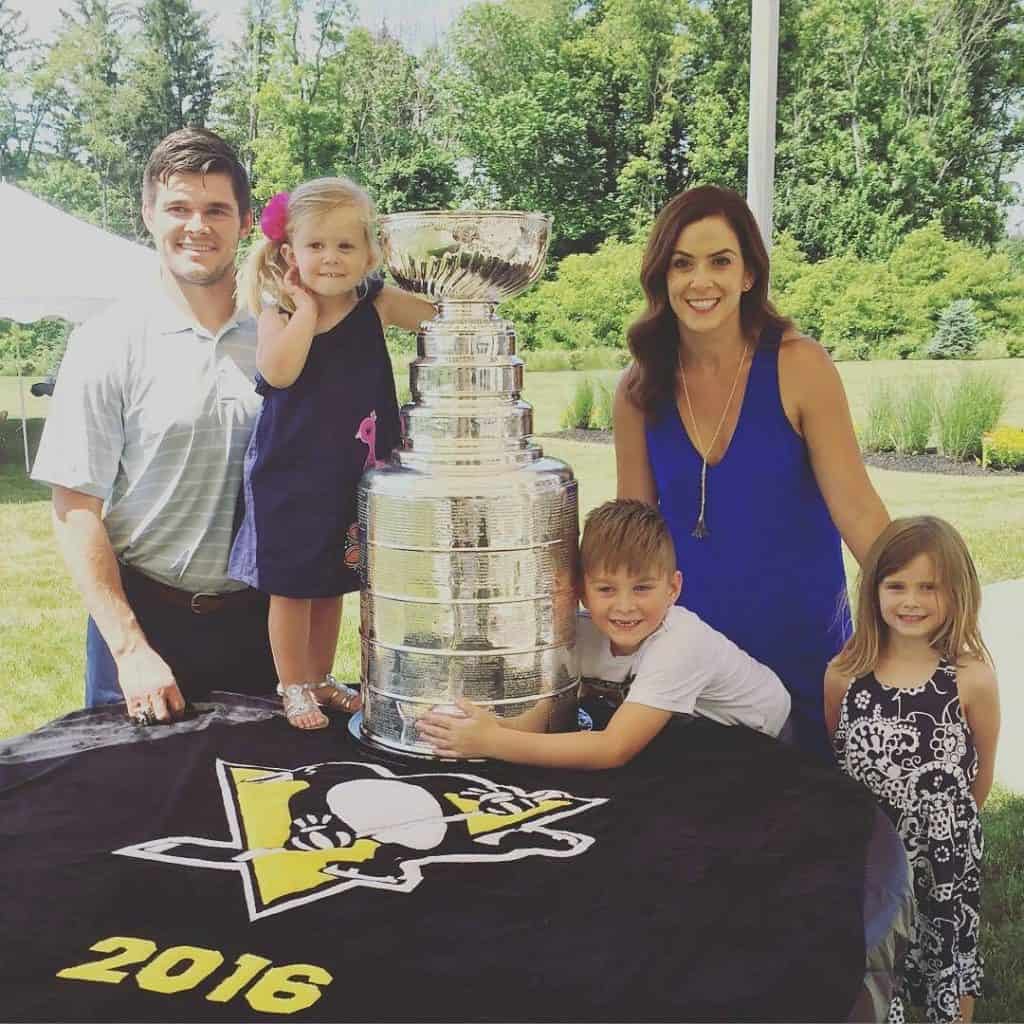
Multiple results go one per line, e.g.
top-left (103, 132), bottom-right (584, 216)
top-left (2, 361), bottom-right (1023, 1021)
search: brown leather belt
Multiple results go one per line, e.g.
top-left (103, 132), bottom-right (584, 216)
top-left (120, 562), bottom-right (265, 616)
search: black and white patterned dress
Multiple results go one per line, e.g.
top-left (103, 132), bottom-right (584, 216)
top-left (834, 659), bottom-right (983, 1024)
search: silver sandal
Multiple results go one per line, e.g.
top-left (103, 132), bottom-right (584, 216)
top-left (277, 682), bottom-right (330, 730)
top-left (317, 674), bottom-right (361, 714)
top-left (276, 677), bottom-right (361, 730)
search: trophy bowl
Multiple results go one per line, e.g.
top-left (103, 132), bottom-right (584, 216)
top-left (378, 211), bottom-right (552, 303)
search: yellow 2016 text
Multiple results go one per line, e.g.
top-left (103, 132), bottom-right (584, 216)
top-left (57, 936), bottom-right (331, 1015)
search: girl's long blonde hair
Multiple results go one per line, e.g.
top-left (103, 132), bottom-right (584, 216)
top-left (238, 176), bottom-right (382, 315)
top-left (833, 516), bottom-right (991, 679)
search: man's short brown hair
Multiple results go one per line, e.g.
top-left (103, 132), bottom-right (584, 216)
top-left (580, 499), bottom-right (677, 579)
top-left (143, 128), bottom-right (251, 219)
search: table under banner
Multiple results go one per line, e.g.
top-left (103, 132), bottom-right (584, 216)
top-left (1, 694), bottom-right (906, 1022)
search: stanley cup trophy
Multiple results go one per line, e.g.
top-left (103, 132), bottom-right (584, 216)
top-left (355, 211), bottom-right (580, 757)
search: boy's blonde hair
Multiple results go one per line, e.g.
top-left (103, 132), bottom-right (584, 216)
top-left (238, 176), bottom-right (382, 315)
top-left (580, 499), bottom-right (677, 580)
top-left (833, 515), bottom-right (991, 679)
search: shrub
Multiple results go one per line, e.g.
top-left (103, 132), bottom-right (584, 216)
top-left (0, 410), bottom-right (9, 465)
top-left (859, 381), bottom-right (898, 452)
top-left (821, 269), bottom-right (910, 358)
top-left (561, 376), bottom-right (595, 429)
top-left (592, 381), bottom-right (614, 430)
top-left (974, 335), bottom-right (1010, 360)
top-left (925, 300), bottom-right (982, 359)
top-left (572, 348), bottom-right (626, 371)
top-left (891, 378), bottom-right (935, 454)
top-left (1006, 335), bottom-right (1024, 358)
top-left (982, 426), bottom-right (1024, 470)
top-left (523, 349), bottom-right (573, 372)
top-left (768, 231), bottom-right (807, 297)
top-left (773, 254), bottom-right (860, 344)
top-left (935, 372), bottom-right (1007, 461)
top-left (500, 237), bottom-right (644, 352)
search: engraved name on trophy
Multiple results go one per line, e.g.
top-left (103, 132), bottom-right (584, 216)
top-left (355, 211), bottom-right (579, 757)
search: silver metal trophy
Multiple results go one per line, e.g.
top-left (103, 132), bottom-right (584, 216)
top-left (355, 211), bottom-right (580, 757)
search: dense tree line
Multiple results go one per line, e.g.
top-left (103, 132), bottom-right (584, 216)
top-left (1, 0), bottom-right (1023, 369)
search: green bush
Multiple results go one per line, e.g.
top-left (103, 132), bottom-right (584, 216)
top-left (935, 372), bottom-right (1008, 461)
top-left (0, 320), bottom-right (72, 376)
top-left (926, 300), bottom-right (982, 359)
top-left (891, 378), bottom-right (936, 454)
top-left (821, 269), bottom-right (910, 358)
top-left (982, 426), bottom-right (1024, 469)
top-left (523, 349), bottom-right (573, 372)
top-left (773, 254), bottom-right (860, 344)
top-left (592, 381), bottom-right (614, 430)
top-left (771, 222), bottom-right (1024, 357)
top-left (500, 237), bottom-right (644, 352)
top-left (0, 410), bottom-right (10, 465)
top-left (522, 348), bottom-right (628, 372)
top-left (1006, 335), bottom-right (1024, 358)
top-left (768, 231), bottom-right (808, 296)
top-left (561, 376), bottom-right (595, 429)
top-left (859, 381), bottom-right (898, 452)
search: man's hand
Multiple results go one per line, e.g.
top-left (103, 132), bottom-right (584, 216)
top-left (117, 647), bottom-right (187, 724)
top-left (418, 700), bottom-right (500, 759)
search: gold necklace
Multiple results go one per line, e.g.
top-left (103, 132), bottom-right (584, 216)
top-left (678, 344), bottom-right (750, 539)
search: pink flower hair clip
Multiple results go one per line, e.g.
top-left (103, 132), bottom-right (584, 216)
top-left (260, 191), bottom-right (290, 242)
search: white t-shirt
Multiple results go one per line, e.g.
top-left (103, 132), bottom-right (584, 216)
top-left (31, 282), bottom-right (261, 592)
top-left (576, 606), bottom-right (791, 737)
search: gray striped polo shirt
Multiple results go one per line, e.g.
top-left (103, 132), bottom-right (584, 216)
top-left (32, 283), bottom-right (262, 593)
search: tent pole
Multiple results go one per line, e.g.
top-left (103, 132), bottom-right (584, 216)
top-left (746, 0), bottom-right (780, 255)
top-left (15, 330), bottom-right (30, 473)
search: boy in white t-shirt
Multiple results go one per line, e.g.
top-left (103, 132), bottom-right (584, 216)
top-left (419, 500), bottom-right (791, 768)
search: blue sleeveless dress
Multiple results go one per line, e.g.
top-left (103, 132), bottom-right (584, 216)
top-left (645, 328), bottom-right (850, 757)
top-left (228, 278), bottom-right (400, 598)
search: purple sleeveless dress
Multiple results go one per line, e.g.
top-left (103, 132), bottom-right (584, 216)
top-left (644, 327), bottom-right (850, 757)
top-left (229, 279), bottom-right (400, 598)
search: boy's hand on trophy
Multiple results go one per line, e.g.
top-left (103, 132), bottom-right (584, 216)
top-left (418, 699), bottom-right (497, 759)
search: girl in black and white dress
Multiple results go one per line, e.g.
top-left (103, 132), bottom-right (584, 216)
top-left (825, 517), bottom-right (1000, 1024)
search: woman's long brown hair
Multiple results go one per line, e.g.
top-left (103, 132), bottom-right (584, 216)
top-left (625, 185), bottom-right (793, 417)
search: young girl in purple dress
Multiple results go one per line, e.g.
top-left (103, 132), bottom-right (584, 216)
top-left (826, 517), bottom-right (1001, 1023)
top-left (230, 177), bottom-right (434, 730)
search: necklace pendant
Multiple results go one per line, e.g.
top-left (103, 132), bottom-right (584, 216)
top-left (691, 516), bottom-right (709, 540)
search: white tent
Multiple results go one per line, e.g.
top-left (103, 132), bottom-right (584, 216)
top-left (0, 181), bottom-right (158, 470)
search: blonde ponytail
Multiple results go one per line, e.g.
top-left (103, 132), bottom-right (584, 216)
top-left (237, 235), bottom-right (292, 315)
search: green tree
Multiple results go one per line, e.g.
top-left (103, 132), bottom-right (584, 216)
top-left (123, 0), bottom-right (217, 159)
top-left (210, 0), bottom-right (277, 180)
top-left (0, 0), bottom-right (29, 179)
top-left (775, 0), bottom-right (1024, 258)
top-left (25, 1), bottom-right (141, 235)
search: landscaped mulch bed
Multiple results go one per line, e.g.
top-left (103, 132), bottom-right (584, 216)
top-left (538, 430), bottom-right (1021, 476)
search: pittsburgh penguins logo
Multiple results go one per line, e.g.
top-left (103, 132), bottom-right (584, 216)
top-left (116, 760), bottom-right (606, 920)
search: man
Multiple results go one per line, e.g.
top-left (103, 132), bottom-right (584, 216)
top-left (32, 128), bottom-right (278, 723)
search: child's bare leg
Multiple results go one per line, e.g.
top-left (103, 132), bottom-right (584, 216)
top-left (309, 594), bottom-right (360, 713)
top-left (268, 594), bottom-right (324, 730)
top-left (959, 994), bottom-right (975, 1022)
top-left (308, 595), bottom-right (343, 680)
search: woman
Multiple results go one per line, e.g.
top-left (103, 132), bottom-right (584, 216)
top-left (614, 186), bottom-right (889, 757)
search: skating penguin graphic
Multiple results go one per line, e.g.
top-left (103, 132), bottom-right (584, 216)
top-left (117, 759), bottom-right (607, 919)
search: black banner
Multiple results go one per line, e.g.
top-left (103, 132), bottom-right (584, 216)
top-left (1, 696), bottom-right (875, 1022)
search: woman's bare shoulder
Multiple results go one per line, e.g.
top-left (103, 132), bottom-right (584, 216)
top-left (778, 331), bottom-right (840, 383)
top-left (778, 330), bottom-right (829, 358)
